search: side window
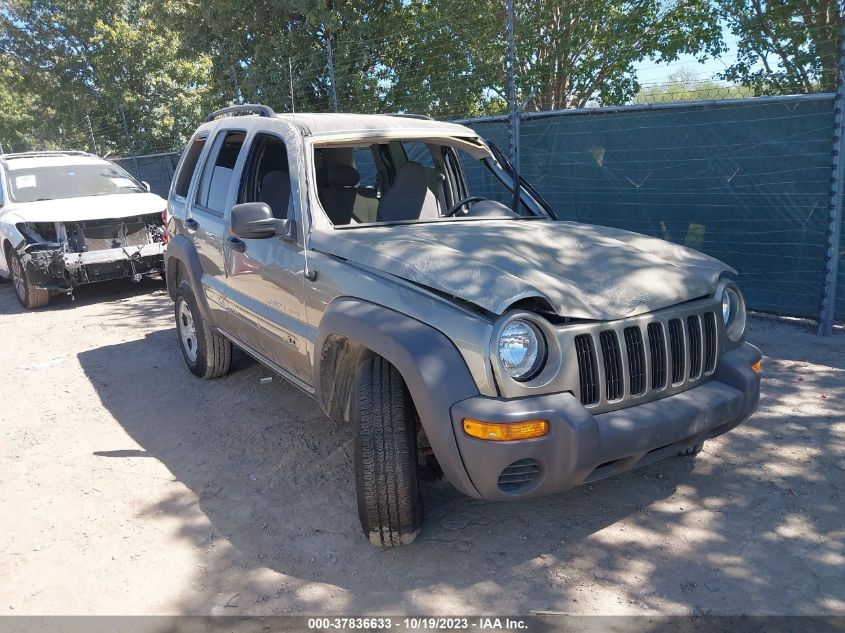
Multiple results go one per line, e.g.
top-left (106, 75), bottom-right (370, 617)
top-left (174, 136), bottom-right (206, 197)
top-left (402, 141), bottom-right (435, 168)
top-left (238, 134), bottom-right (291, 220)
top-left (352, 148), bottom-right (377, 189)
top-left (195, 130), bottom-right (246, 214)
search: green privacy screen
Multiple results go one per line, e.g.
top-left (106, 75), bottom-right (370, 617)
top-left (465, 95), bottom-right (838, 320)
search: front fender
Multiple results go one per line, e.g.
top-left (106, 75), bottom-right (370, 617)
top-left (315, 297), bottom-right (482, 498)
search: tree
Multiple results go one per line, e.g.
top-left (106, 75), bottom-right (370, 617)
top-left (717, 0), bottom-right (844, 94)
top-left (0, 0), bottom-right (214, 154)
top-left (632, 68), bottom-right (752, 103)
top-left (380, 0), bottom-right (724, 117)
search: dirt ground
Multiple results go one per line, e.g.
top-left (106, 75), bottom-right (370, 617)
top-left (0, 278), bottom-right (843, 616)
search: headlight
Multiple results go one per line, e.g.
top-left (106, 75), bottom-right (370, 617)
top-left (721, 284), bottom-right (747, 342)
top-left (498, 318), bottom-right (546, 381)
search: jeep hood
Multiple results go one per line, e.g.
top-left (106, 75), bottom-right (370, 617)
top-left (316, 220), bottom-right (733, 321)
top-left (0, 192), bottom-right (165, 224)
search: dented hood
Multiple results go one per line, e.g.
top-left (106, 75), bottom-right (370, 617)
top-left (1, 192), bottom-right (166, 224)
top-left (317, 220), bottom-right (733, 320)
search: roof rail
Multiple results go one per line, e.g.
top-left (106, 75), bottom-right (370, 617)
top-left (0, 150), bottom-right (94, 160)
top-left (205, 104), bottom-right (276, 123)
top-left (387, 113), bottom-right (434, 121)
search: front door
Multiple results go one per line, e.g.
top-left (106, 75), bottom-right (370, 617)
top-left (222, 132), bottom-right (311, 388)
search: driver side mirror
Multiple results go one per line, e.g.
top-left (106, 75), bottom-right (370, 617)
top-left (230, 202), bottom-right (295, 241)
top-left (141, 181), bottom-right (151, 192)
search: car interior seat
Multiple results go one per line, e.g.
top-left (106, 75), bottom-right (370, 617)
top-left (376, 161), bottom-right (441, 222)
top-left (317, 164), bottom-right (360, 225)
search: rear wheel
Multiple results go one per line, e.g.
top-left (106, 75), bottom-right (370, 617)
top-left (174, 280), bottom-right (231, 378)
top-left (8, 250), bottom-right (49, 309)
top-left (353, 356), bottom-right (423, 547)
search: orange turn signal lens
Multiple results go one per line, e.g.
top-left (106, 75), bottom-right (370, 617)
top-left (751, 359), bottom-right (762, 373)
top-left (462, 419), bottom-right (549, 441)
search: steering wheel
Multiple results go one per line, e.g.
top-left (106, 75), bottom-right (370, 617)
top-left (445, 196), bottom-right (487, 217)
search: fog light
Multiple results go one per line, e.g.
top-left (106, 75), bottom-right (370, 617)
top-left (752, 359), bottom-right (762, 373)
top-left (462, 419), bottom-right (549, 441)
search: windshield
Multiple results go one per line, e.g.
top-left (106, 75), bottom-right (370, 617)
top-left (6, 163), bottom-right (143, 203)
top-left (313, 139), bottom-right (552, 227)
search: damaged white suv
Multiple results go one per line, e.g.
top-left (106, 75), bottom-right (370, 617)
top-left (0, 151), bottom-right (168, 308)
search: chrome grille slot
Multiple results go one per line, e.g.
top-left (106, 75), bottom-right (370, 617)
top-left (599, 330), bottom-right (624, 401)
top-left (647, 322), bottom-right (667, 390)
top-left (574, 334), bottom-right (599, 405)
top-left (703, 312), bottom-right (717, 373)
top-left (624, 326), bottom-right (646, 396)
top-left (668, 319), bottom-right (685, 385)
top-left (687, 315), bottom-right (703, 379)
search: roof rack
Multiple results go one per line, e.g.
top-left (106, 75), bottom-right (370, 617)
top-left (206, 104), bottom-right (276, 123)
top-left (0, 150), bottom-right (94, 160)
top-left (387, 113), bottom-right (434, 121)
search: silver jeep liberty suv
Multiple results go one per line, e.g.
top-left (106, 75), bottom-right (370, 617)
top-left (165, 104), bottom-right (761, 547)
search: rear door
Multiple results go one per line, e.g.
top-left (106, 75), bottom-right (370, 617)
top-left (222, 131), bottom-right (311, 388)
top-left (186, 127), bottom-right (247, 323)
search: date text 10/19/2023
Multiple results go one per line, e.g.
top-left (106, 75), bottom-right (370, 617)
top-left (307, 617), bottom-right (529, 631)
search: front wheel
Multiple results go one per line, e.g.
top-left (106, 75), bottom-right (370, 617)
top-left (8, 250), bottom-right (49, 309)
top-left (353, 356), bottom-right (423, 547)
top-left (174, 281), bottom-right (231, 379)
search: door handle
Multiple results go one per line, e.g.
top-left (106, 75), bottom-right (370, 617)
top-left (226, 237), bottom-right (246, 253)
top-left (185, 218), bottom-right (198, 230)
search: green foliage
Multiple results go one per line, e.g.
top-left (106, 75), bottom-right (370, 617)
top-left (0, 0), bottom-right (839, 154)
top-left (0, 0), bottom-right (213, 154)
top-left (632, 69), bottom-right (753, 103)
top-left (717, 0), bottom-right (843, 94)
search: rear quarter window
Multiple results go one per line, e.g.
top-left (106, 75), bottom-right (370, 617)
top-left (173, 137), bottom-right (206, 197)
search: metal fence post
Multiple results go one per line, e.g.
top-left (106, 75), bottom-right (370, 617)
top-left (119, 105), bottom-right (140, 178)
top-left (506, 0), bottom-right (519, 173)
top-left (818, 23), bottom-right (845, 336)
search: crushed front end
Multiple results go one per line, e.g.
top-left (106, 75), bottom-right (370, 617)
top-left (14, 213), bottom-right (167, 293)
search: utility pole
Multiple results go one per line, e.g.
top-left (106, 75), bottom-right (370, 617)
top-left (818, 21), bottom-right (845, 336)
top-left (326, 28), bottom-right (339, 113)
top-left (232, 63), bottom-right (243, 104)
top-left (289, 58), bottom-right (296, 114)
top-left (86, 114), bottom-right (98, 155)
top-left (506, 0), bottom-right (521, 211)
top-left (119, 104), bottom-right (140, 178)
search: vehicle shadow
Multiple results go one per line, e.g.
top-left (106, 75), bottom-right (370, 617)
top-left (75, 313), bottom-right (845, 615)
top-left (0, 276), bottom-right (167, 315)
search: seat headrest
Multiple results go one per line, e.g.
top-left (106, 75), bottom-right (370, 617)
top-left (327, 164), bottom-right (360, 188)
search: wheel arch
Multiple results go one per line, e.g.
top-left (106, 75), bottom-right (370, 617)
top-left (315, 297), bottom-right (482, 497)
top-left (164, 234), bottom-right (211, 320)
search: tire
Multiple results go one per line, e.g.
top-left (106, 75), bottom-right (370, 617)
top-left (174, 280), bottom-right (231, 379)
top-left (353, 356), bottom-right (423, 547)
top-left (8, 250), bottom-right (49, 309)
top-left (678, 443), bottom-right (704, 457)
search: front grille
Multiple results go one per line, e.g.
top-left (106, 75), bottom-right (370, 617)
top-left (574, 310), bottom-right (719, 409)
top-left (687, 315), bottom-right (703, 380)
top-left (497, 458), bottom-right (541, 494)
top-left (647, 322), bottom-right (667, 390)
top-left (703, 312), bottom-right (717, 373)
top-left (668, 319), bottom-right (685, 385)
top-left (599, 330), bottom-right (624, 401)
top-left (575, 334), bottom-right (599, 405)
top-left (624, 326), bottom-right (646, 396)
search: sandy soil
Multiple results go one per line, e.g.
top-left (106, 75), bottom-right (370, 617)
top-left (0, 279), bottom-right (843, 616)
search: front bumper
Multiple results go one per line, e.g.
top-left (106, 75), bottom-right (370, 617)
top-left (27, 242), bottom-right (166, 289)
top-left (449, 343), bottom-right (761, 500)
